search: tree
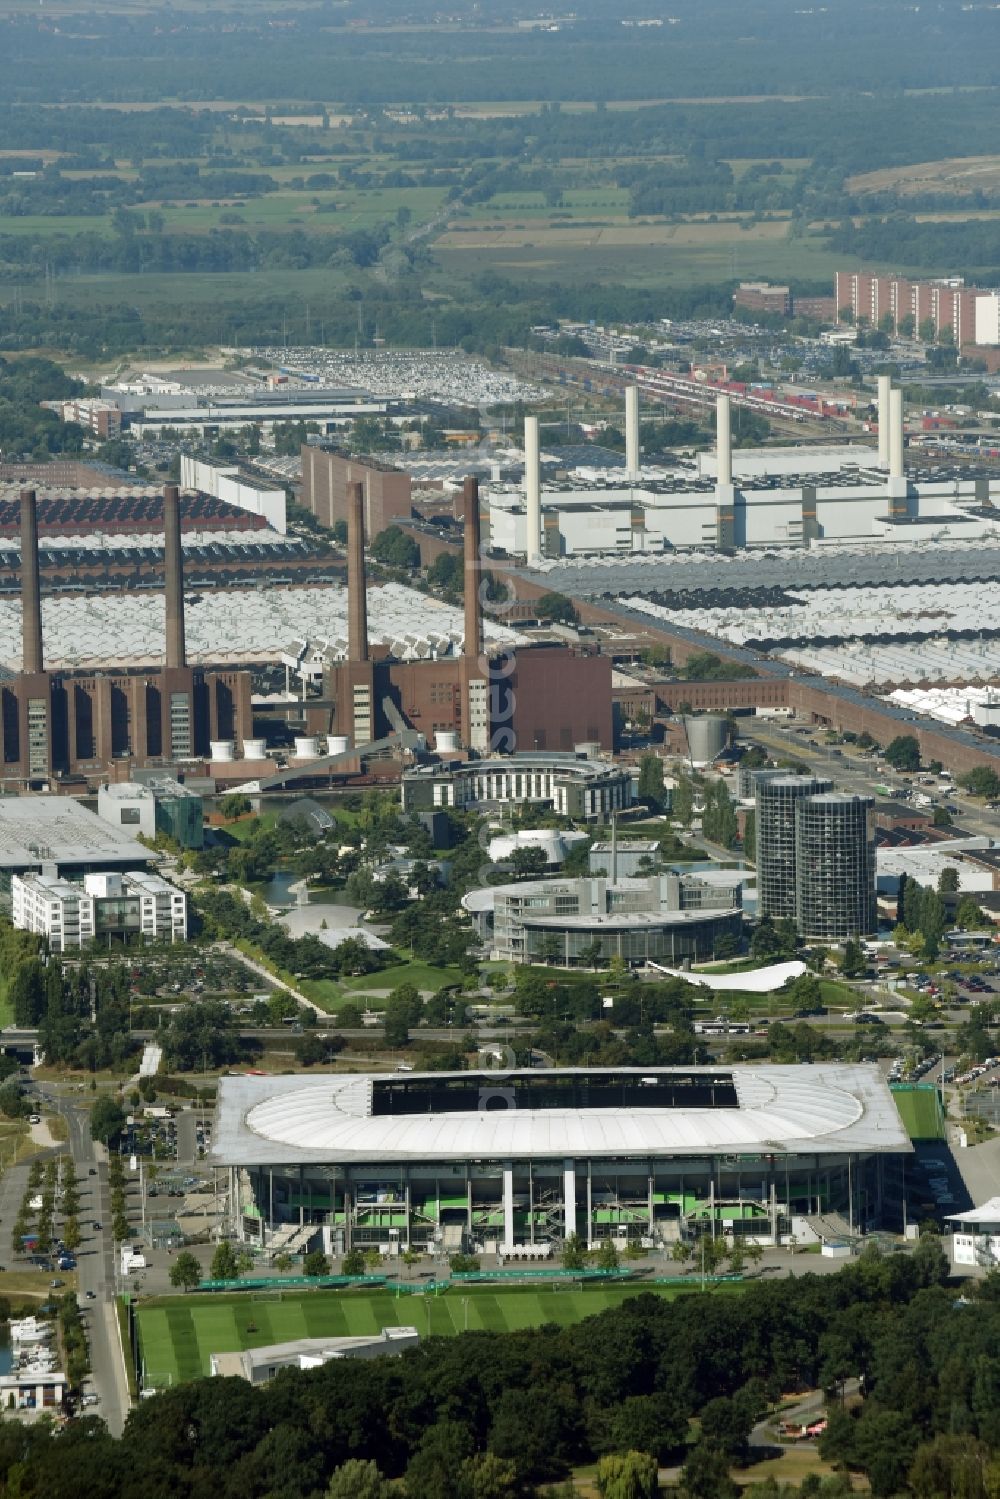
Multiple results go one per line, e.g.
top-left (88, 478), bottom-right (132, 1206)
top-left (638, 754), bottom-right (665, 809)
top-left (596, 1451), bottom-right (658, 1499)
top-left (169, 1251), bottom-right (202, 1293)
top-left (210, 1241), bottom-right (241, 1281)
top-left (681, 1444), bottom-right (738, 1499)
top-left (535, 591), bottom-right (579, 625)
top-left (303, 1250), bottom-right (330, 1277)
top-left (89, 1095), bottom-right (126, 1146)
top-left (370, 526), bottom-right (420, 570)
top-left (885, 735), bottom-right (920, 772)
top-left (596, 1238), bottom-right (620, 1271)
top-left (959, 766), bottom-right (1000, 800)
top-left (840, 939), bottom-right (866, 978)
top-left (742, 807), bottom-right (756, 863)
top-left (562, 1232), bottom-right (587, 1270)
top-left (327, 1459), bottom-right (393, 1499)
top-left (938, 866), bottom-right (959, 894)
top-left (342, 1247), bottom-right (366, 1275)
top-left (62, 1217), bottom-right (81, 1254)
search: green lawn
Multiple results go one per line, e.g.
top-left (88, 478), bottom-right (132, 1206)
top-left (890, 1084), bottom-right (946, 1141)
top-left (300, 960), bottom-right (466, 1012)
top-left (134, 1281), bottom-right (728, 1387)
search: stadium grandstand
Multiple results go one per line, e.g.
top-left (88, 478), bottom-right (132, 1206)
top-left (212, 1065), bottom-right (910, 1258)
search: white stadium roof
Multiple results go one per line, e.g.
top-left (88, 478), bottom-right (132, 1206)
top-left (211, 1064), bottom-right (910, 1166)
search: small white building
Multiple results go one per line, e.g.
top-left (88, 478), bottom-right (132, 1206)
top-left (12, 868), bottom-right (187, 951)
top-left (947, 1198), bottom-right (1000, 1268)
top-left (209, 1328), bottom-right (419, 1385)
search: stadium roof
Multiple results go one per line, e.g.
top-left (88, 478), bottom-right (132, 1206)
top-left (212, 1064), bottom-right (910, 1166)
top-left (0, 796), bottom-right (151, 870)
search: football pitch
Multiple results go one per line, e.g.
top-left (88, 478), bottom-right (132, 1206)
top-left (890, 1084), bottom-right (946, 1141)
top-left (135, 1282), bottom-right (724, 1387)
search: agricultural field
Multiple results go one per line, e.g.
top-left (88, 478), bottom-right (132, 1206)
top-left (848, 154), bottom-right (1000, 198)
top-left (135, 1280), bottom-right (733, 1387)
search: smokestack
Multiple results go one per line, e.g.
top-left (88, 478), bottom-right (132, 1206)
top-left (625, 385), bottom-right (640, 481)
top-left (463, 475), bottom-right (482, 664)
top-left (524, 415), bottom-right (541, 565)
top-left (19, 488), bottom-right (43, 675)
top-left (163, 483), bottom-right (186, 669)
top-left (877, 374), bottom-right (892, 467)
top-left (347, 479), bottom-right (369, 664)
top-left (889, 389), bottom-right (905, 481)
top-left (716, 393), bottom-right (732, 487)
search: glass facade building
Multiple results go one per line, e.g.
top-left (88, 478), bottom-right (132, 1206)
top-left (756, 774), bottom-right (832, 920)
top-left (795, 793), bottom-right (876, 940)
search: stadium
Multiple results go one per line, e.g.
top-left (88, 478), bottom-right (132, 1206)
top-left (212, 1065), bottom-right (910, 1257)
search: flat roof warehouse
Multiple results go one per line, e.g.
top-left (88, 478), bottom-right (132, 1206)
top-left (211, 1065), bottom-right (911, 1167)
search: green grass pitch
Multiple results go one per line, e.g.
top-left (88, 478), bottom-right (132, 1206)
top-left (135, 1282), bottom-right (722, 1387)
top-left (890, 1084), bottom-right (945, 1141)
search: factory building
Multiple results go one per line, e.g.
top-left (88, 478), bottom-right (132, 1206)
top-left (300, 445), bottom-right (412, 535)
top-left (493, 382), bottom-right (992, 558)
top-left (462, 871), bottom-right (743, 966)
top-left (211, 1065), bottom-right (910, 1253)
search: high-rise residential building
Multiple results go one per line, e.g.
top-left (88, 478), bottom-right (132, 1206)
top-left (755, 774), bottom-right (833, 921)
top-left (794, 792), bottom-right (876, 941)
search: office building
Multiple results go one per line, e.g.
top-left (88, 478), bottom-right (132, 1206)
top-left (794, 793), bottom-right (876, 941)
top-left (12, 868), bottom-right (187, 951)
top-left (97, 777), bottom-right (204, 850)
top-left (756, 775), bottom-right (875, 939)
top-left (755, 774), bottom-right (833, 921)
top-left (402, 752), bottom-right (631, 819)
top-left (462, 871), bottom-right (742, 966)
top-left (211, 1065), bottom-right (911, 1254)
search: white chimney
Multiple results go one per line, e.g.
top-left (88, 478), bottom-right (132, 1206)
top-left (524, 414), bottom-right (541, 564)
top-left (889, 388), bottom-right (904, 480)
top-left (877, 374), bottom-right (891, 467)
top-left (625, 385), bottom-right (640, 480)
top-left (716, 393), bottom-right (732, 487)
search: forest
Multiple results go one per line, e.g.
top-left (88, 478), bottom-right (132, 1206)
top-left (0, 1243), bottom-right (991, 1498)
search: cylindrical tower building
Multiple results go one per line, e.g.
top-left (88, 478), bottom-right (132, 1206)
top-left (755, 774), bottom-right (832, 921)
top-left (794, 793), bottom-right (875, 941)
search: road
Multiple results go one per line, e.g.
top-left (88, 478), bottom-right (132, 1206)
top-left (747, 722), bottom-right (1000, 840)
top-left (37, 1084), bottom-right (131, 1437)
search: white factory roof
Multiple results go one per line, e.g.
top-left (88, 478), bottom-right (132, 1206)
top-left (211, 1064), bottom-right (910, 1165)
top-left (0, 581), bottom-right (524, 671)
top-left (0, 796), bottom-right (151, 870)
top-left (624, 580), bottom-right (1000, 650)
top-left (876, 841), bottom-right (995, 894)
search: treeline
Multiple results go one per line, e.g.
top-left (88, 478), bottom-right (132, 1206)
top-left (0, 276), bottom-right (733, 360)
top-left (0, 356), bottom-right (88, 461)
top-left (829, 215), bottom-right (1000, 275)
top-left (0, 1244), bottom-right (978, 1498)
top-left (0, 224), bottom-right (394, 276)
top-left (5, 0), bottom-right (1000, 102)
